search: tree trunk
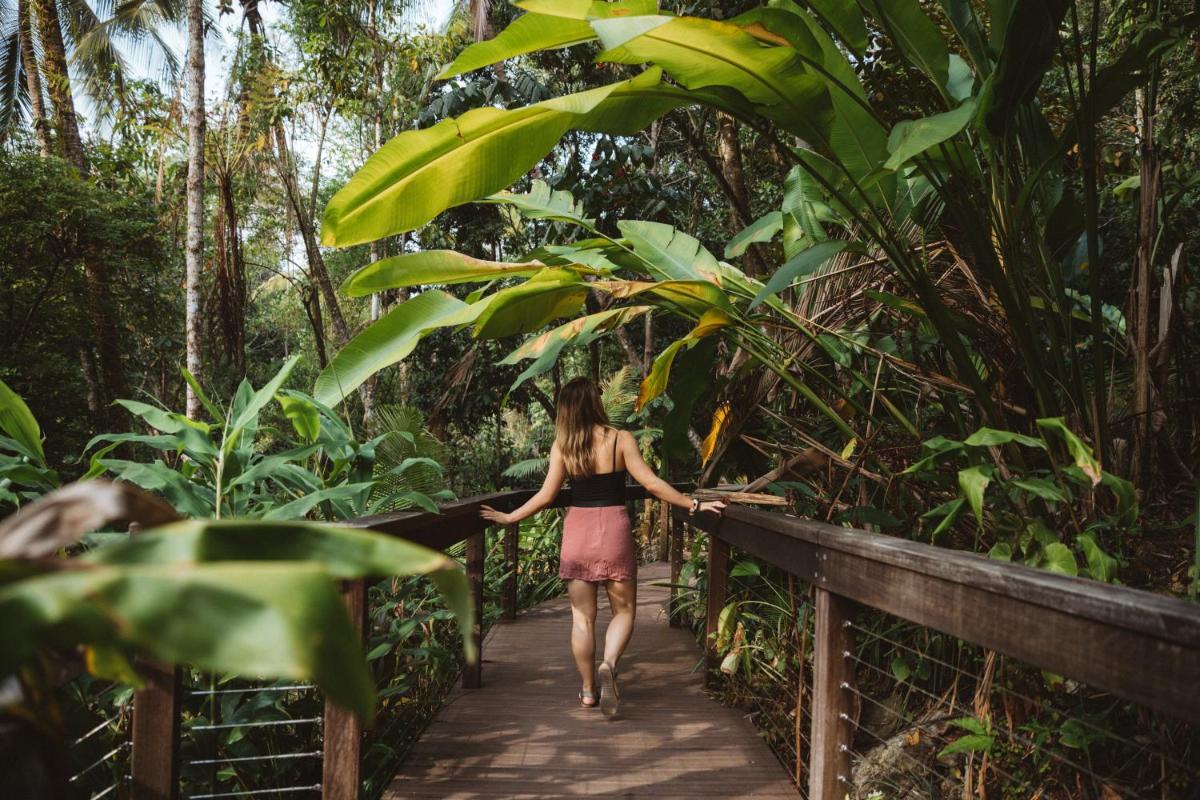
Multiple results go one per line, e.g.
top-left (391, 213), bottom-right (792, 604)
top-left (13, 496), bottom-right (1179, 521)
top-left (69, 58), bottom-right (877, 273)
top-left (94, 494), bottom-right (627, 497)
top-left (214, 169), bottom-right (246, 377)
top-left (715, 113), bottom-right (767, 276)
top-left (34, 0), bottom-right (128, 425)
top-left (78, 345), bottom-right (102, 419)
top-left (18, 0), bottom-right (50, 156)
top-left (303, 284), bottom-right (329, 369)
top-left (184, 0), bottom-right (206, 419)
top-left (241, 0), bottom-right (350, 348)
top-left (31, 0), bottom-right (85, 170)
top-left (1131, 86), bottom-right (1160, 490)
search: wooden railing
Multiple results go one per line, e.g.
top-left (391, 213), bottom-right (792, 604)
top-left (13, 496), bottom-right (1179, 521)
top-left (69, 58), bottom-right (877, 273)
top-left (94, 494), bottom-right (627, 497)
top-left (125, 490), bottom-right (1200, 800)
top-left (676, 504), bottom-right (1200, 799)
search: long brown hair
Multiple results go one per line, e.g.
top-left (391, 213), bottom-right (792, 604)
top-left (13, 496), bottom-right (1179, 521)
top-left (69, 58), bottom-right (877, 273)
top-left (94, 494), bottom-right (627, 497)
top-left (555, 378), bottom-right (610, 477)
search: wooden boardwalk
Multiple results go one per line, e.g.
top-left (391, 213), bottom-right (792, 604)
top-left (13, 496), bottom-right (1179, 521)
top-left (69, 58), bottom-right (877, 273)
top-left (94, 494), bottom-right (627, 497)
top-left (386, 562), bottom-right (799, 799)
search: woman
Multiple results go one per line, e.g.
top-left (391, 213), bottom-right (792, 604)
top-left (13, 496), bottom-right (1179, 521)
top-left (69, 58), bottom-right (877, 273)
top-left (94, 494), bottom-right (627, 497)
top-left (480, 378), bottom-right (726, 717)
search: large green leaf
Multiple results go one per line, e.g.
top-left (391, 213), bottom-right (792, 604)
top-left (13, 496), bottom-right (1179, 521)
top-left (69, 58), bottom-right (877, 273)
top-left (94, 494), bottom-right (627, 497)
top-left (617, 220), bottom-right (723, 283)
top-left (437, 13), bottom-right (596, 79)
top-left (314, 291), bottom-right (480, 408)
top-left (227, 355), bottom-right (301, 451)
top-left (595, 278), bottom-right (735, 319)
top-left (957, 464), bottom-right (991, 528)
top-left (637, 311), bottom-right (729, 408)
top-left (438, 0), bottom-right (656, 79)
top-left (98, 459), bottom-right (213, 517)
top-left (482, 179), bottom-right (596, 228)
top-left (747, 1), bottom-right (865, 101)
top-left (593, 16), bottom-right (833, 142)
top-left (856, 0), bottom-right (949, 91)
top-left (726, 211), bottom-right (782, 258)
top-left (321, 69), bottom-right (692, 246)
top-left (884, 98), bottom-right (977, 170)
top-left (472, 268), bottom-right (591, 338)
top-left (84, 517), bottom-right (475, 659)
top-left (751, 240), bottom-right (856, 308)
top-left (0, 378), bottom-right (46, 466)
top-left (342, 251), bottom-right (549, 296)
top-left (803, 0), bottom-right (867, 55)
top-left (982, 0), bottom-right (1069, 134)
top-left (828, 91), bottom-right (892, 202)
top-left (1, 563), bottom-right (376, 719)
top-left (1036, 417), bottom-right (1102, 486)
top-left (499, 306), bottom-right (652, 390)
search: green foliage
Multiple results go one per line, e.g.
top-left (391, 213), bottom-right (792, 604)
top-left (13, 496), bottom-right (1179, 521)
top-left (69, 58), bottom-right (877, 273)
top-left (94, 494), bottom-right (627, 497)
top-left (906, 420), bottom-right (1134, 581)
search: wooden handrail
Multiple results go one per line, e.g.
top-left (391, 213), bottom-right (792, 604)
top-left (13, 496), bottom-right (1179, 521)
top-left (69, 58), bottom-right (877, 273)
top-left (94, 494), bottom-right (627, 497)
top-left (675, 504), bottom-right (1200, 799)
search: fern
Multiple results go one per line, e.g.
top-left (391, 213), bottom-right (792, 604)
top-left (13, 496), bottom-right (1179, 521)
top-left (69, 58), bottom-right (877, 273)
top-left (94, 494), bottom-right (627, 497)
top-left (503, 457), bottom-right (549, 480)
top-left (601, 366), bottom-right (638, 427)
top-left (368, 405), bottom-right (453, 512)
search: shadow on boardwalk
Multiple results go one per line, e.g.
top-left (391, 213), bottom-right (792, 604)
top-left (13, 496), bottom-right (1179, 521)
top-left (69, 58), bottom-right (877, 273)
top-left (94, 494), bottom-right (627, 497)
top-left (386, 562), bottom-right (800, 799)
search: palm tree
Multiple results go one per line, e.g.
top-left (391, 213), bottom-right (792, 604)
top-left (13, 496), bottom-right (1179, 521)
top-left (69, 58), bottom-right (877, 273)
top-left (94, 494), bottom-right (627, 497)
top-left (1, 0), bottom-right (188, 425)
top-left (183, 0), bottom-right (203, 418)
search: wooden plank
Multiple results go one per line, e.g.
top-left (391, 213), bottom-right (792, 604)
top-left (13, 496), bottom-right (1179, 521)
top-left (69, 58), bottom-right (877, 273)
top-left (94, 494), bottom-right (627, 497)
top-left (717, 507), bottom-right (1200, 646)
top-left (668, 503), bottom-right (683, 628)
top-left (705, 534), bottom-right (730, 685)
top-left (130, 659), bottom-right (181, 800)
top-left (462, 531), bottom-right (485, 690)
top-left (322, 578), bottom-right (367, 800)
top-left (385, 563), bottom-right (797, 799)
top-left (502, 523), bottom-right (519, 621)
top-left (808, 589), bottom-right (854, 800)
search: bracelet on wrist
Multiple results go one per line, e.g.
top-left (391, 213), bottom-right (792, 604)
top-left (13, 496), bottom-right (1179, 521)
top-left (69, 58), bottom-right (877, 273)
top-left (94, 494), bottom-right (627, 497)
top-left (689, 496), bottom-right (701, 515)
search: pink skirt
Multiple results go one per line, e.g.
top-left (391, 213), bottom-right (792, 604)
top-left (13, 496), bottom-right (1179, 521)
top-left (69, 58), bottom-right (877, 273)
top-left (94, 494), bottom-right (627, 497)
top-left (559, 505), bottom-right (637, 582)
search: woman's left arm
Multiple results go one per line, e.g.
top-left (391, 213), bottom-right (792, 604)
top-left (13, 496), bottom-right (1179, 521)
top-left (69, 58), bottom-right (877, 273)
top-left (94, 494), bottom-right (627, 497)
top-left (480, 443), bottom-right (567, 526)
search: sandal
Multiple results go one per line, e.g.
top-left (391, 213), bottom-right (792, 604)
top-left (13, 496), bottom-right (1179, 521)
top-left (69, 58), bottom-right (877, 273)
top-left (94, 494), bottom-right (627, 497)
top-left (578, 688), bottom-right (598, 708)
top-left (598, 662), bottom-right (619, 717)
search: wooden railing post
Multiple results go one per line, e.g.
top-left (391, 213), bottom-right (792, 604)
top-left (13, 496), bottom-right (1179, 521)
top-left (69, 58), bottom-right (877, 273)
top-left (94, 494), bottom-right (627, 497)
top-left (130, 660), bottom-right (181, 800)
top-left (130, 519), bottom-right (181, 800)
top-left (808, 587), bottom-right (855, 800)
top-left (668, 504), bottom-right (683, 628)
top-left (704, 533), bottom-right (729, 687)
top-left (501, 523), bottom-right (519, 621)
top-left (322, 578), bottom-right (367, 800)
top-left (462, 531), bottom-right (485, 689)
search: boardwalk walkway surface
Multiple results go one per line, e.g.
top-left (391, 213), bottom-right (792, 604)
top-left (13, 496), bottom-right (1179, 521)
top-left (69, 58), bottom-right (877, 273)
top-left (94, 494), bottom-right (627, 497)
top-left (386, 562), bottom-right (800, 799)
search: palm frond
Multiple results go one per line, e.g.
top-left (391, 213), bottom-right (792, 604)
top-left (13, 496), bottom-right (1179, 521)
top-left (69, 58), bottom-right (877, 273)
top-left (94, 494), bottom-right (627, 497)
top-left (601, 365), bottom-right (638, 427)
top-left (368, 404), bottom-right (452, 511)
top-left (502, 457), bottom-right (548, 481)
top-left (0, 15), bottom-right (28, 136)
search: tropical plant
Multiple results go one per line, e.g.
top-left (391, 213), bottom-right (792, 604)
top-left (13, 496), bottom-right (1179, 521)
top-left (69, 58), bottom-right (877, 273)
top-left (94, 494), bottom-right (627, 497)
top-left (85, 356), bottom-right (453, 520)
top-left (0, 376), bottom-right (58, 508)
top-left (315, 0), bottom-right (1199, 499)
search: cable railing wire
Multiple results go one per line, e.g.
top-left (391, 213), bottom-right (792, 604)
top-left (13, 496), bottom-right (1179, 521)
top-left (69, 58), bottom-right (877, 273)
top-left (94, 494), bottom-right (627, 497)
top-left (187, 750), bottom-right (323, 766)
top-left (847, 620), bottom-right (1200, 779)
top-left (69, 742), bottom-right (130, 783)
top-left (188, 684), bottom-right (316, 696)
top-left (843, 648), bottom-right (1171, 798)
top-left (840, 680), bottom-right (1027, 789)
top-left (185, 783), bottom-right (322, 799)
top-left (189, 716), bottom-right (322, 731)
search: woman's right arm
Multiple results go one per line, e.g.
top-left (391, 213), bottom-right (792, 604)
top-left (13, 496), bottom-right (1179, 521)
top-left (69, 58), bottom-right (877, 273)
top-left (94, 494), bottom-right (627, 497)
top-left (480, 443), bottom-right (567, 525)
top-left (619, 431), bottom-right (726, 515)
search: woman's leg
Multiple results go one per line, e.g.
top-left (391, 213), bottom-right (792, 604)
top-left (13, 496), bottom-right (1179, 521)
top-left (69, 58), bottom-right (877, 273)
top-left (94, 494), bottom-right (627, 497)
top-left (566, 579), bottom-right (599, 694)
top-left (601, 578), bottom-right (637, 668)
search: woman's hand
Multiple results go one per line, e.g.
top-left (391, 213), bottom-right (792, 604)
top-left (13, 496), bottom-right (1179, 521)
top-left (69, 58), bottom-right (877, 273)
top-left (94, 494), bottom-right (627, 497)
top-left (699, 500), bottom-right (728, 515)
top-left (479, 505), bottom-right (513, 525)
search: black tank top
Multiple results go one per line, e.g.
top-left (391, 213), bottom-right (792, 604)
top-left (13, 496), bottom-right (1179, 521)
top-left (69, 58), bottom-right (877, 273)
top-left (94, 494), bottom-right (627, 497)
top-left (568, 431), bottom-right (627, 507)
